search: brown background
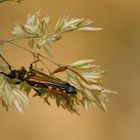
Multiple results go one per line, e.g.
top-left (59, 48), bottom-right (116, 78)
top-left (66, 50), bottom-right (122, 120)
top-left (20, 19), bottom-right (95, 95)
top-left (0, 0), bottom-right (140, 140)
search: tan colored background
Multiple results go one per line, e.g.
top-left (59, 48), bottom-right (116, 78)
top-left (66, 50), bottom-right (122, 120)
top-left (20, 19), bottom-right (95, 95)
top-left (0, 0), bottom-right (140, 140)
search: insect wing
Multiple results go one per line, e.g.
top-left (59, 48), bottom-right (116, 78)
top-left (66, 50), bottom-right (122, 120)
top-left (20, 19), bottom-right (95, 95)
top-left (29, 69), bottom-right (66, 85)
top-left (27, 69), bottom-right (77, 95)
top-left (26, 69), bottom-right (67, 95)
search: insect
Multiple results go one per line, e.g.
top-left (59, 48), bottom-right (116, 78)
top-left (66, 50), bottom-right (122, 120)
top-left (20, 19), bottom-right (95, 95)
top-left (0, 55), bottom-right (77, 96)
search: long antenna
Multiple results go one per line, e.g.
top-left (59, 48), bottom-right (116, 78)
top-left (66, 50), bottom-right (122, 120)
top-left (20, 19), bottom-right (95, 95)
top-left (0, 54), bottom-right (12, 71)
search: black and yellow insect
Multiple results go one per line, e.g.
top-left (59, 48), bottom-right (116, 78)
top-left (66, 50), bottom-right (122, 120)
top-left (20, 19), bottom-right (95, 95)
top-left (25, 68), bottom-right (77, 95)
top-left (0, 55), bottom-right (77, 95)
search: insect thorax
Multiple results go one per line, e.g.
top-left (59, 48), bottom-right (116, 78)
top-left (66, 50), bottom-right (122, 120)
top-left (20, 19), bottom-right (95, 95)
top-left (6, 67), bottom-right (27, 81)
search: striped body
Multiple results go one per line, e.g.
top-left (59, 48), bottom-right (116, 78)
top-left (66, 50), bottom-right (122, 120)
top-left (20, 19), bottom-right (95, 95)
top-left (26, 69), bottom-right (77, 95)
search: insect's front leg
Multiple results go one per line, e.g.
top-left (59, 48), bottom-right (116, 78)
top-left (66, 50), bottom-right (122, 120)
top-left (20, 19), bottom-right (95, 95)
top-left (29, 59), bottom-right (40, 70)
top-left (29, 53), bottom-right (41, 70)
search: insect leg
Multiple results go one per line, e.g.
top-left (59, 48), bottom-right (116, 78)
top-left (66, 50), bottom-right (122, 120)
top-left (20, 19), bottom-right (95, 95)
top-left (32, 88), bottom-right (41, 97)
top-left (32, 88), bottom-right (46, 97)
top-left (51, 66), bottom-right (68, 75)
top-left (29, 53), bottom-right (40, 70)
top-left (29, 59), bottom-right (40, 70)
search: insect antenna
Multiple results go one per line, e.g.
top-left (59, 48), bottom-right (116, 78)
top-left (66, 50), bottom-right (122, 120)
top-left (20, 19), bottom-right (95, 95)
top-left (0, 54), bottom-right (12, 71)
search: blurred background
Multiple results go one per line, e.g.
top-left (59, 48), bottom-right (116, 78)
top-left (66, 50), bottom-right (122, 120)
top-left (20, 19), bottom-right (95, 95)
top-left (0, 0), bottom-right (140, 140)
